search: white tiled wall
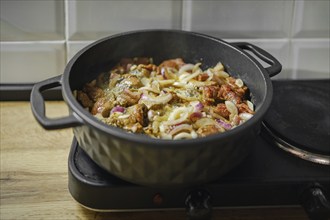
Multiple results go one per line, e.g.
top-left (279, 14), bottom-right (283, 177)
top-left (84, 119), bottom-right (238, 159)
top-left (1, 0), bottom-right (329, 83)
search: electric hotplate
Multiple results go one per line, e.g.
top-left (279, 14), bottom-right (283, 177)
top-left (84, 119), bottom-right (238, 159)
top-left (68, 80), bottom-right (330, 220)
top-left (262, 80), bottom-right (330, 165)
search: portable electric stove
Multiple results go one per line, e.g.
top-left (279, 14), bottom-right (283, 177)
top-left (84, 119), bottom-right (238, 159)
top-left (68, 80), bottom-right (330, 220)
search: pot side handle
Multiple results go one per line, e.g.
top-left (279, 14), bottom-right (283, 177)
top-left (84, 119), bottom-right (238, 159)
top-left (232, 42), bottom-right (282, 78)
top-left (30, 75), bottom-right (83, 130)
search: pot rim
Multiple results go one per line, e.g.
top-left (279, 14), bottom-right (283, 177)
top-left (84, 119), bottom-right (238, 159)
top-left (62, 29), bottom-right (273, 147)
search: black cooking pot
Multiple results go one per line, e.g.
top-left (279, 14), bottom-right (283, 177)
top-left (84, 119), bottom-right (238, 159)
top-left (31, 30), bottom-right (281, 187)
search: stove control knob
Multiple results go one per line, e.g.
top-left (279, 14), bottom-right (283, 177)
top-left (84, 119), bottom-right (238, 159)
top-left (185, 189), bottom-right (212, 220)
top-left (301, 186), bottom-right (330, 220)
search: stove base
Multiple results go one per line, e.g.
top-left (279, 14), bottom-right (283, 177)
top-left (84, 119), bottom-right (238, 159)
top-left (68, 137), bottom-right (330, 213)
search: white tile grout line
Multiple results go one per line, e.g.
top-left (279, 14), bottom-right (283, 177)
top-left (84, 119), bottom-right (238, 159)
top-left (0, 41), bottom-right (66, 45)
top-left (64, 0), bottom-right (70, 63)
top-left (181, 0), bottom-right (192, 31)
top-left (291, 0), bottom-right (306, 79)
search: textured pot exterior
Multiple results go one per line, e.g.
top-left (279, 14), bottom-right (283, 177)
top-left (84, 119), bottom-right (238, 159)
top-left (73, 124), bottom-right (256, 187)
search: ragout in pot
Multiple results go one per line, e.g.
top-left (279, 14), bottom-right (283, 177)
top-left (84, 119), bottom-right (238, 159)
top-left (75, 57), bottom-right (255, 140)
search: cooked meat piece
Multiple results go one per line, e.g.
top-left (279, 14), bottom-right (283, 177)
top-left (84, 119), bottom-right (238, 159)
top-left (213, 103), bottom-right (231, 119)
top-left (203, 84), bottom-right (243, 104)
top-left (117, 89), bottom-right (141, 106)
top-left (197, 125), bottom-right (221, 137)
top-left (189, 112), bottom-right (203, 122)
top-left (203, 86), bottom-right (219, 99)
top-left (122, 75), bottom-right (142, 88)
top-left (219, 84), bottom-right (242, 104)
top-left (77, 91), bottom-right (93, 108)
top-left (237, 102), bottom-right (254, 114)
top-left (83, 84), bottom-right (104, 102)
top-left (135, 64), bottom-right (157, 77)
top-left (107, 103), bottom-right (148, 130)
top-left (134, 57), bottom-right (151, 65)
top-left (119, 58), bottom-right (134, 72)
top-left (225, 91), bottom-right (242, 104)
top-left (159, 58), bottom-right (185, 70)
top-left (232, 114), bottom-right (241, 126)
top-left (234, 86), bottom-right (248, 97)
top-left (91, 98), bottom-right (114, 117)
top-left (96, 72), bottom-right (109, 87)
top-left (227, 77), bottom-right (236, 84)
top-left (226, 77), bottom-right (249, 98)
top-left (128, 103), bottom-right (148, 127)
top-left (137, 64), bottom-right (157, 71)
top-left (197, 73), bottom-right (209, 81)
top-left (202, 85), bottom-right (221, 103)
top-left (109, 72), bottom-right (122, 89)
top-left (117, 57), bottom-right (151, 72)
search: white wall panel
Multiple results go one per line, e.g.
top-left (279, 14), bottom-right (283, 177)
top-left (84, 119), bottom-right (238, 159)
top-left (183, 0), bottom-right (293, 39)
top-left (0, 43), bottom-right (65, 83)
top-left (0, 0), bottom-right (65, 41)
top-left (67, 41), bottom-right (93, 62)
top-left (292, 0), bottom-right (330, 38)
top-left (291, 39), bottom-right (330, 79)
top-left (68, 0), bottom-right (182, 40)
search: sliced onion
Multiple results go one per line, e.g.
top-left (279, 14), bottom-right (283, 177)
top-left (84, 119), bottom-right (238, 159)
top-left (206, 69), bottom-right (214, 81)
top-left (195, 118), bottom-right (216, 128)
top-left (235, 79), bottom-right (244, 88)
top-left (169, 124), bottom-right (192, 136)
top-left (150, 121), bottom-right (159, 133)
top-left (180, 69), bottom-right (202, 83)
top-left (225, 101), bottom-right (238, 116)
top-left (161, 67), bottom-right (167, 79)
top-left (147, 110), bottom-right (155, 121)
top-left (140, 93), bottom-right (148, 100)
top-left (172, 82), bottom-right (186, 87)
top-left (151, 93), bottom-right (172, 103)
top-left (168, 106), bottom-right (191, 121)
top-left (118, 114), bottom-right (130, 119)
top-left (176, 89), bottom-right (200, 101)
top-left (247, 100), bottom-right (254, 111)
top-left (213, 62), bottom-right (224, 71)
top-left (188, 79), bottom-right (217, 87)
top-left (173, 132), bottom-right (193, 140)
top-left (215, 70), bottom-right (229, 78)
top-left (166, 116), bottom-right (188, 126)
top-left (138, 86), bottom-right (160, 94)
top-left (164, 106), bottom-right (191, 126)
top-left (190, 130), bottom-right (198, 138)
top-left (158, 79), bottom-right (175, 86)
top-left (195, 102), bottom-right (204, 111)
top-left (110, 106), bottom-right (125, 114)
top-left (216, 118), bottom-right (232, 130)
top-left (160, 133), bottom-right (172, 139)
top-left (140, 77), bottom-right (151, 86)
top-left (178, 64), bottom-right (195, 75)
top-left (139, 93), bottom-right (173, 109)
top-left (239, 113), bottom-right (253, 121)
top-left (179, 73), bottom-right (190, 81)
top-left (189, 101), bottom-right (204, 113)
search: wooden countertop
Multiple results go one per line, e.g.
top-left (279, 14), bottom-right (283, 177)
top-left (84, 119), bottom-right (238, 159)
top-left (0, 101), bottom-right (309, 220)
